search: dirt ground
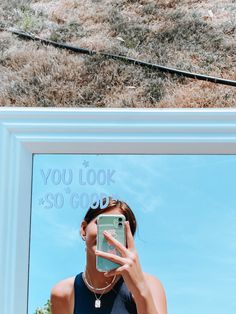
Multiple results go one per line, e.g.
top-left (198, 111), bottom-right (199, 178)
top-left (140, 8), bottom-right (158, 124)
top-left (0, 0), bottom-right (235, 107)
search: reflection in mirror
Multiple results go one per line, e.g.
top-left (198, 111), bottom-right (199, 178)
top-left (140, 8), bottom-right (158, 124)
top-left (29, 154), bottom-right (236, 314)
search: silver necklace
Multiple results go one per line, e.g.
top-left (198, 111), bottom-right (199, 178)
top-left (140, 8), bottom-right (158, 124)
top-left (82, 271), bottom-right (117, 308)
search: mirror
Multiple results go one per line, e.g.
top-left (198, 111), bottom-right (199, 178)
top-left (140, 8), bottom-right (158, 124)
top-left (29, 153), bottom-right (236, 313)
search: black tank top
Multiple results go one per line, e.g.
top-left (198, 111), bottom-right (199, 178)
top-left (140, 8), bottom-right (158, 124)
top-left (73, 272), bottom-right (137, 314)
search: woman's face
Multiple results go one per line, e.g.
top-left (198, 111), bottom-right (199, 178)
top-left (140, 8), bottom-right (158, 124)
top-left (80, 207), bottom-right (122, 254)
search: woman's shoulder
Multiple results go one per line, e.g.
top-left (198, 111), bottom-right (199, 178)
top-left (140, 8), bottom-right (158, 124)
top-left (51, 276), bottom-right (76, 298)
top-left (143, 272), bottom-right (165, 290)
top-left (50, 276), bottom-right (76, 313)
top-left (143, 272), bottom-right (167, 313)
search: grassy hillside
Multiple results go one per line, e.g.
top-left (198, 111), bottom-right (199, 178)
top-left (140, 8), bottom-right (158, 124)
top-left (0, 0), bottom-right (235, 107)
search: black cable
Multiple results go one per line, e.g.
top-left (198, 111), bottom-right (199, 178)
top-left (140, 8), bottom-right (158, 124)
top-left (2, 28), bottom-right (236, 87)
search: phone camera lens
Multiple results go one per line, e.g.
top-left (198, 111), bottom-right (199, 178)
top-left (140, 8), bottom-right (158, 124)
top-left (118, 217), bottom-right (122, 221)
top-left (118, 222), bottom-right (122, 227)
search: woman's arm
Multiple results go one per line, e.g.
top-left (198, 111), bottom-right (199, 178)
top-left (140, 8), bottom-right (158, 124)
top-left (50, 278), bottom-right (74, 314)
top-left (131, 273), bottom-right (167, 314)
top-left (50, 291), bottom-right (69, 314)
top-left (95, 221), bottom-right (167, 314)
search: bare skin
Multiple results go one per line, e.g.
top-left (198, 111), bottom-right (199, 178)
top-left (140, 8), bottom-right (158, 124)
top-left (51, 207), bottom-right (167, 314)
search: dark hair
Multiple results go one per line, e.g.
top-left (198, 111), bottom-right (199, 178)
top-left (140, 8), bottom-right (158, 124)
top-left (83, 197), bottom-right (137, 236)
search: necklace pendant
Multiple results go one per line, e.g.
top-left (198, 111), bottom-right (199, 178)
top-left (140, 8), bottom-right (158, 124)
top-left (95, 299), bottom-right (101, 308)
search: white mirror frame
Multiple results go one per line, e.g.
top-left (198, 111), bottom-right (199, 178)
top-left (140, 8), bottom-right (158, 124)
top-left (1, 107), bottom-right (236, 314)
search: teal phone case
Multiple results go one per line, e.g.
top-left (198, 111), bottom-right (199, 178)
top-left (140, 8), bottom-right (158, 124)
top-left (96, 214), bottom-right (126, 272)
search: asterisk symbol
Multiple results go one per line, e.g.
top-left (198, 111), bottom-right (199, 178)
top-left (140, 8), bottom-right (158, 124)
top-left (38, 198), bottom-right (45, 206)
top-left (65, 187), bottom-right (71, 194)
top-left (82, 160), bottom-right (89, 168)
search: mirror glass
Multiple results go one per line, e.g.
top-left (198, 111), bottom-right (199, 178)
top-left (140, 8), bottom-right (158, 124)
top-left (28, 154), bottom-right (236, 314)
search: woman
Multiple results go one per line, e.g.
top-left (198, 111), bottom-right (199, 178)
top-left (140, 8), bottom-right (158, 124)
top-left (51, 197), bottom-right (167, 314)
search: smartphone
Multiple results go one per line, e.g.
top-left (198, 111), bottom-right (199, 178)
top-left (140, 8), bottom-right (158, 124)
top-left (96, 214), bottom-right (126, 272)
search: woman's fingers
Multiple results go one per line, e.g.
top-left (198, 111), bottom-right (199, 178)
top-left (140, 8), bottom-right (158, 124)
top-left (95, 249), bottom-right (127, 265)
top-left (103, 221), bottom-right (135, 253)
top-left (95, 221), bottom-right (136, 270)
top-left (103, 231), bottom-right (128, 256)
top-left (104, 264), bottom-right (129, 277)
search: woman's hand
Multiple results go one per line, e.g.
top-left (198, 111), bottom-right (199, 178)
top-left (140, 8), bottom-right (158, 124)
top-left (95, 221), bottom-right (148, 300)
top-left (95, 221), bottom-right (167, 314)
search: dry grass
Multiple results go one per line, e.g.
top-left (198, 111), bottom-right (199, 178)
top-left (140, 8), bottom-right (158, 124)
top-left (0, 0), bottom-right (235, 107)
